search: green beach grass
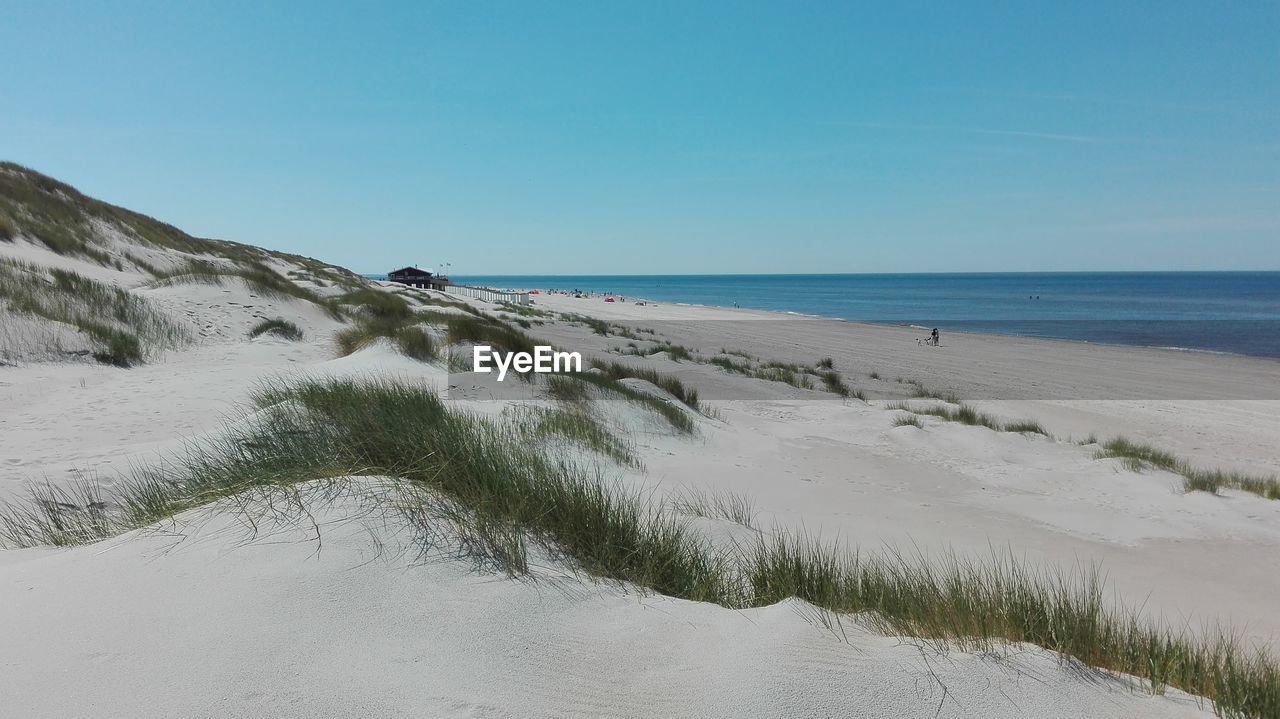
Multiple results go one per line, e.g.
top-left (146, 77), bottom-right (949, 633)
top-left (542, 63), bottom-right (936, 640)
top-left (1, 163), bottom-right (370, 290)
top-left (1097, 437), bottom-right (1280, 500)
top-left (886, 401), bottom-right (1048, 436)
top-left (148, 259), bottom-right (344, 319)
top-left (891, 413), bottom-right (924, 429)
top-left (671, 487), bottom-right (756, 528)
top-left (547, 371), bottom-right (698, 434)
top-left (1, 258), bottom-right (189, 365)
top-left (329, 290), bottom-right (454, 362)
top-left (588, 358), bottom-right (703, 412)
top-left (248, 318), bottom-right (303, 341)
top-left (704, 350), bottom-right (863, 399)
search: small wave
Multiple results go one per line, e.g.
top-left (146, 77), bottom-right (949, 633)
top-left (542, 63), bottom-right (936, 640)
top-left (1157, 345), bottom-right (1234, 356)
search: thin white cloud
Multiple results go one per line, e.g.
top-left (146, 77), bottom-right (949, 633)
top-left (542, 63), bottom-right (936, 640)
top-left (965, 127), bottom-right (1106, 144)
top-left (1084, 214), bottom-right (1280, 234)
top-left (831, 120), bottom-right (1113, 145)
top-left (924, 86), bottom-right (1217, 114)
top-left (923, 86), bottom-right (1280, 121)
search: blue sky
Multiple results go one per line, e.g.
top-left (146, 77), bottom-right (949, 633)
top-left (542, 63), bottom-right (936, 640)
top-left (2, 1), bottom-right (1277, 274)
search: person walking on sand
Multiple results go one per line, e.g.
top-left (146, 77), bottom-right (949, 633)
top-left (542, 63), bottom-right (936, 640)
top-left (930, 328), bottom-right (939, 346)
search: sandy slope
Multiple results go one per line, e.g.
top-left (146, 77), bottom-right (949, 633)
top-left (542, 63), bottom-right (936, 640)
top-left (2, 243), bottom-right (1278, 717)
top-left (0, 483), bottom-right (1216, 719)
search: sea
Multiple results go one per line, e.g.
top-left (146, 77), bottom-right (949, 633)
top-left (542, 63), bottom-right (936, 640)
top-left (363, 272), bottom-right (1280, 359)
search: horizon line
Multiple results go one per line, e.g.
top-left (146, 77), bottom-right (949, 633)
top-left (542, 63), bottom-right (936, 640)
top-left (362, 269), bottom-right (1280, 277)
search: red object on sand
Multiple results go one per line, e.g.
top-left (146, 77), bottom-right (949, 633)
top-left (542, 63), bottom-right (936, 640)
top-left (605, 297), bottom-right (615, 302)
top-left (530, 289), bottom-right (540, 295)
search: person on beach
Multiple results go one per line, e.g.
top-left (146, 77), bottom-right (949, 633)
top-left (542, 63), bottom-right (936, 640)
top-left (929, 328), bottom-right (939, 346)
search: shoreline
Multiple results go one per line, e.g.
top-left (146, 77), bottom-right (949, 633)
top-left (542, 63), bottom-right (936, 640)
top-left (429, 270), bottom-right (1280, 360)
top-left (520, 286), bottom-right (1280, 369)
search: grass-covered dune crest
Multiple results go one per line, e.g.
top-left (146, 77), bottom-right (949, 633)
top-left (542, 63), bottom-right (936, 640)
top-left (2, 376), bottom-right (1277, 718)
top-left (0, 162), bottom-right (366, 287)
top-left (1, 161), bottom-right (370, 364)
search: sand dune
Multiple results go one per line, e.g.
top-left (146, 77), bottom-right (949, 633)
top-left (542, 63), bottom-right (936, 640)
top-left (0, 481), bottom-right (1217, 719)
top-left (4, 219), bottom-right (1279, 716)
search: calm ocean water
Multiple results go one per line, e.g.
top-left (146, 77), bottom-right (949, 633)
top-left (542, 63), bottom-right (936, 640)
top-left (366, 272), bottom-right (1280, 358)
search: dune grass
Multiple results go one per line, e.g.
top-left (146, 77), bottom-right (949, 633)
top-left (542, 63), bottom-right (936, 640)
top-left (412, 294), bottom-right (483, 316)
top-left (1096, 437), bottom-right (1280, 500)
top-left (892, 414), bottom-right (924, 429)
top-left (334, 300), bottom-right (557, 366)
top-left (909, 381), bottom-right (961, 404)
top-left (334, 317), bottom-right (438, 362)
top-left (753, 362), bottom-right (814, 390)
top-left (1002, 419), bottom-right (1050, 435)
top-left (332, 287), bottom-right (415, 322)
top-left (588, 358), bottom-right (702, 412)
top-left (552, 311), bottom-right (860, 401)
top-left (616, 341), bottom-right (693, 361)
top-left (554, 312), bottom-right (644, 340)
top-left (544, 374), bottom-right (591, 403)
top-left (252, 381), bottom-right (717, 593)
top-left (2, 376), bottom-right (1277, 717)
top-left (334, 322), bottom-right (384, 356)
top-left (413, 308), bottom-right (463, 327)
top-left (619, 340), bottom-right (696, 362)
top-left (395, 326), bottom-right (437, 361)
top-left (149, 259), bottom-right (343, 318)
top-left (0, 162), bottom-right (203, 263)
top-left (496, 301), bottom-right (551, 319)
top-left (663, 343), bottom-right (694, 362)
top-left (1096, 437), bottom-right (1181, 473)
top-left (513, 405), bottom-right (640, 468)
top-left (558, 312), bottom-right (612, 336)
top-left (708, 355), bottom-right (751, 372)
top-left (95, 377), bottom-right (715, 593)
top-left (0, 480), bottom-right (115, 548)
top-left (248, 318), bottom-right (303, 341)
top-left (744, 535), bottom-right (1279, 716)
top-left (707, 352), bottom-right (862, 399)
top-left (553, 371), bottom-right (697, 434)
top-left (0, 259), bottom-right (189, 365)
top-left (816, 368), bottom-right (861, 399)
top-left (546, 370), bottom-right (704, 436)
top-left (670, 487), bottom-right (756, 528)
top-left (0, 163), bottom-right (369, 287)
top-left (328, 289), bottom-right (451, 362)
top-left (886, 401), bottom-right (1048, 436)
top-left (446, 314), bottom-right (539, 356)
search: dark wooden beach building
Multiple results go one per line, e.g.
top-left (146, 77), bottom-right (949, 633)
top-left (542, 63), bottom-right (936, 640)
top-left (388, 266), bottom-right (446, 289)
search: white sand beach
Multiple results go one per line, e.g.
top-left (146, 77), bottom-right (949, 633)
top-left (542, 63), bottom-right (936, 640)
top-left (1, 175), bottom-right (1278, 717)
